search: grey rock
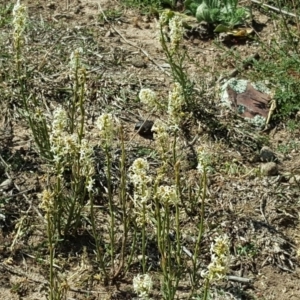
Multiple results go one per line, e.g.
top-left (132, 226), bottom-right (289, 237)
top-left (289, 175), bottom-right (300, 185)
top-left (134, 120), bottom-right (154, 139)
top-left (260, 146), bottom-right (276, 162)
top-left (261, 162), bottom-right (278, 176)
top-left (0, 178), bottom-right (13, 191)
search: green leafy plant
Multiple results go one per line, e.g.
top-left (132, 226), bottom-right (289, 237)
top-left (185, 0), bottom-right (250, 28)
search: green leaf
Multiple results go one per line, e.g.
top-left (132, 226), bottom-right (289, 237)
top-left (214, 24), bottom-right (230, 33)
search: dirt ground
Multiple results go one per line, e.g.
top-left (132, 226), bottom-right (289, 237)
top-left (1, 0), bottom-right (300, 299)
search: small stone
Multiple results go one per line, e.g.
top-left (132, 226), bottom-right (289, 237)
top-left (261, 162), bottom-right (278, 176)
top-left (260, 146), bottom-right (276, 162)
top-left (105, 30), bottom-right (113, 38)
top-left (131, 59), bottom-right (147, 68)
top-left (289, 175), bottom-right (300, 185)
top-left (0, 178), bottom-right (13, 191)
top-left (134, 120), bottom-right (154, 139)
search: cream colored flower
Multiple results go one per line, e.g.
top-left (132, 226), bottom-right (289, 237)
top-left (168, 82), bottom-right (185, 126)
top-left (169, 15), bottom-right (184, 51)
top-left (96, 113), bottom-right (116, 147)
top-left (203, 235), bottom-right (230, 283)
top-left (156, 185), bottom-right (178, 205)
top-left (139, 89), bottom-right (159, 110)
top-left (129, 158), bottom-right (152, 204)
top-left (133, 273), bottom-right (153, 299)
top-left (69, 47), bottom-right (83, 70)
top-left (197, 147), bottom-right (211, 174)
top-left (39, 189), bottom-right (55, 214)
top-left (12, 0), bottom-right (28, 47)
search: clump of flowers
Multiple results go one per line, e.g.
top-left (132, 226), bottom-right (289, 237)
top-left (39, 189), bottom-right (55, 215)
top-left (197, 147), bottom-right (212, 175)
top-left (49, 107), bottom-right (69, 166)
top-left (156, 185), bottom-right (178, 206)
top-left (78, 139), bottom-right (95, 192)
top-left (158, 11), bottom-right (184, 53)
top-left (12, 0), bottom-right (28, 51)
top-left (129, 158), bottom-right (152, 205)
top-left (133, 273), bottom-right (153, 300)
top-left (159, 9), bottom-right (173, 27)
top-left (69, 47), bottom-right (84, 72)
top-left (139, 89), bottom-right (160, 111)
top-left (204, 235), bottom-right (230, 283)
top-left (168, 82), bottom-right (185, 127)
top-left (96, 113), bottom-right (117, 147)
top-left (49, 106), bottom-right (95, 192)
top-left (151, 120), bottom-right (169, 161)
top-left (169, 15), bottom-right (184, 52)
top-left (129, 158), bottom-right (153, 227)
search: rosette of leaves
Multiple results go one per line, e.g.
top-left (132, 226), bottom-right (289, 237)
top-left (184, 0), bottom-right (250, 29)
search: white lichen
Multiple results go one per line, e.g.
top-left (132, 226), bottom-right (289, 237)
top-left (252, 81), bottom-right (271, 94)
top-left (246, 114), bottom-right (266, 128)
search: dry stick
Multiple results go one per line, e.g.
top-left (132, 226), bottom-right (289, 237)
top-left (251, 0), bottom-right (300, 19)
top-left (227, 275), bottom-right (252, 283)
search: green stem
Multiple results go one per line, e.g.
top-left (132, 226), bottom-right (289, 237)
top-left (202, 278), bottom-right (210, 300)
top-left (142, 202), bottom-right (146, 274)
top-left (46, 211), bottom-right (55, 300)
top-left (105, 146), bottom-right (115, 273)
top-left (191, 169), bottom-right (207, 294)
top-left (90, 192), bottom-right (108, 282)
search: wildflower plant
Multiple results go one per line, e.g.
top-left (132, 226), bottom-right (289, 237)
top-left (129, 158), bottom-right (153, 273)
top-left (202, 235), bottom-right (230, 300)
top-left (139, 88), bottom-right (163, 111)
top-left (158, 11), bottom-right (193, 108)
top-left (168, 82), bottom-right (185, 127)
top-left (168, 15), bottom-right (184, 53)
top-left (39, 189), bottom-right (68, 300)
top-left (38, 46), bottom-right (95, 239)
top-left (12, 0), bottom-right (52, 159)
top-left (96, 113), bottom-right (120, 273)
top-left (153, 159), bottom-right (184, 300)
top-left (48, 106), bottom-right (96, 237)
top-left (152, 120), bottom-right (169, 162)
top-left (12, 0), bottom-right (27, 55)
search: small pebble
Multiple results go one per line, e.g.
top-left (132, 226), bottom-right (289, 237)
top-left (260, 162), bottom-right (278, 176)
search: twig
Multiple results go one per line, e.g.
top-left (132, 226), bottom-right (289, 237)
top-left (227, 275), bottom-right (252, 283)
top-left (251, 0), bottom-right (300, 19)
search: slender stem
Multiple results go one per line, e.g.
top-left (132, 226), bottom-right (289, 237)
top-left (202, 278), bottom-right (210, 300)
top-left (46, 210), bottom-right (55, 300)
top-left (191, 169), bottom-right (207, 294)
top-left (78, 70), bottom-right (86, 142)
top-left (174, 162), bottom-right (181, 266)
top-left (114, 128), bottom-right (127, 278)
top-left (105, 146), bottom-right (115, 273)
top-left (142, 202), bottom-right (146, 274)
top-left (90, 192), bottom-right (108, 282)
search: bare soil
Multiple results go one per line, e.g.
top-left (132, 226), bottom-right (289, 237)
top-left (1, 0), bottom-right (300, 299)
